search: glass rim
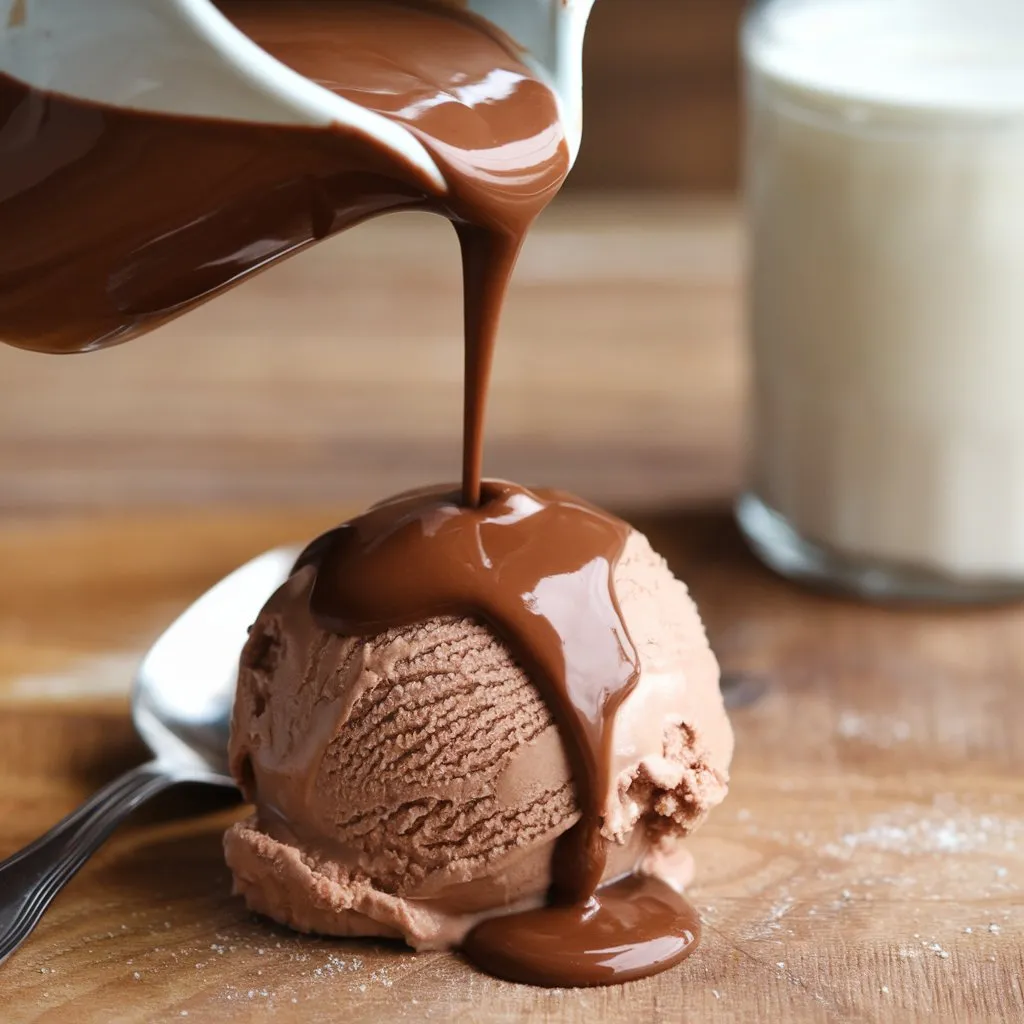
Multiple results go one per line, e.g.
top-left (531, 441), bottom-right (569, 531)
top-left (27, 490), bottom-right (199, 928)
top-left (742, 0), bottom-right (1024, 127)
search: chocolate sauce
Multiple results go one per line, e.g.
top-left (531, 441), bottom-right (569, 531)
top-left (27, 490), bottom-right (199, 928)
top-left (295, 481), bottom-right (702, 985)
top-left (296, 480), bottom-right (638, 907)
top-left (0, 0), bottom-right (703, 986)
top-left (465, 874), bottom-right (701, 987)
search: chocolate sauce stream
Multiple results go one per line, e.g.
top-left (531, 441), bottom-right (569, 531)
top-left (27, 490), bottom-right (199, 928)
top-left (457, 229), bottom-right (520, 508)
top-left (0, 0), bottom-right (703, 986)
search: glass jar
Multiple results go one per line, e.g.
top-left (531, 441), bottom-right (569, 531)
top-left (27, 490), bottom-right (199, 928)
top-left (739, 0), bottom-right (1024, 601)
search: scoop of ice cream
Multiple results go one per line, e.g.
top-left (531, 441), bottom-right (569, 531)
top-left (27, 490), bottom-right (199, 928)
top-left (224, 529), bottom-right (733, 950)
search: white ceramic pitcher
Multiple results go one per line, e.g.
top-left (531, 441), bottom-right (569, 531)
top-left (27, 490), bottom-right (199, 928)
top-left (0, 0), bottom-right (596, 190)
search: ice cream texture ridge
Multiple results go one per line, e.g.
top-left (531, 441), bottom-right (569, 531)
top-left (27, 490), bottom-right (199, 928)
top-left (225, 520), bottom-right (734, 950)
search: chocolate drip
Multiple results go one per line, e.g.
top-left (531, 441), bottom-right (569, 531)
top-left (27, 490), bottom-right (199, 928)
top-left (296, 480), bottom-right (638, 910)
top-left (465, 874), bottom-right (701, 987)
top-left (296, 481), bottom-right (702, 985)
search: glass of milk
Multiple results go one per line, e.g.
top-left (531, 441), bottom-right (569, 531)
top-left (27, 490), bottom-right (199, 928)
top-left (739, 0), bottom-right (1024, 601)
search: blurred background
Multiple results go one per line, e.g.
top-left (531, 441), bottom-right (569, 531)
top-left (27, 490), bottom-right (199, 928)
top-left (0, 0), bottom-right (746, 517)
top-left (576, 0), bottom-right (742, 191)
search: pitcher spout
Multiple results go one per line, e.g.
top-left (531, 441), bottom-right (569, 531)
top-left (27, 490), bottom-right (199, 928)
top-left (463, 0), bottom-right (597, 164)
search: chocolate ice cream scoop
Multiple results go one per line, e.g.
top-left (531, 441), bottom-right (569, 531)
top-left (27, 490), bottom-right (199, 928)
top-left (224, 484), bottom-right (733, 980)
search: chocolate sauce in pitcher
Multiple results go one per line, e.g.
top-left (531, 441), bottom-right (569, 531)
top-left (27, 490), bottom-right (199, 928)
top-left (0, 0), bottom-right (702, 986)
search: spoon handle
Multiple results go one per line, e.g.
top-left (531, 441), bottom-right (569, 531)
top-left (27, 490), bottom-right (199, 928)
top-left (0, 760), bottom-right (175, 966)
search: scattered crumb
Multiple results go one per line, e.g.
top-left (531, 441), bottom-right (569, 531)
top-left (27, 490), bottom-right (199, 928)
top-left (763, 899), bottom-right (795, 934)
top-left (823, 804), bottom-right (1024, 858)
top-left (837, 712), bottom-right (912, 746)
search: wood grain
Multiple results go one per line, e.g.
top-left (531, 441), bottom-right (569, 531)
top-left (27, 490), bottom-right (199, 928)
top-left (2, 511), bottom-right (1023, 1023)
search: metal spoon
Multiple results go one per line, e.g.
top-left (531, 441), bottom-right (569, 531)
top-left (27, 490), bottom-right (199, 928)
top-left (0, 547), bottom-right (298, 966)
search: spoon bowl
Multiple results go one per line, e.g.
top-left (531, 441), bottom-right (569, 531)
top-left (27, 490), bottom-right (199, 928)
top-left (0, 547), bottom-right (299, 966)
top-left (133, 547), bottom-right (299, 780)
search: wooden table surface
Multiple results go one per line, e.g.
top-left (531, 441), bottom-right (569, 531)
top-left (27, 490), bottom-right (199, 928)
top-left (1, 202), bottom-right (1022, 1023)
